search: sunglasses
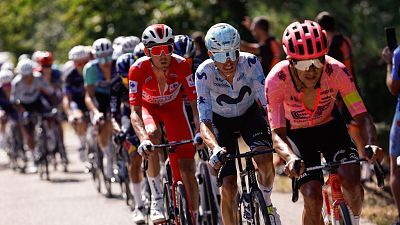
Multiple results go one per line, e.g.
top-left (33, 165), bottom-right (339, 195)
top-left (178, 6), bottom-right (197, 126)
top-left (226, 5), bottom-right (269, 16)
top-left (211, 49), bottom-right (240, 63)
top-left (292, 57), bottom-right (325, 71)
top-left (97, 55), bottom-right (113, 64)
top-left (148, 44), bottom-right (174, 56)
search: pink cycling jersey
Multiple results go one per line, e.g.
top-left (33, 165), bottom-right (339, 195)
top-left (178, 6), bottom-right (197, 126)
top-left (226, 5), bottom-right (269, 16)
top-left (265, 55), bottom-right (367, 130)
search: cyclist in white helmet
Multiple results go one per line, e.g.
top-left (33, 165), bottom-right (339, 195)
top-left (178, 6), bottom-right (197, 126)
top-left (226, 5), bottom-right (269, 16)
top-left (195, 23), bottom-right (281, 225)
top-left (83, 38), bottom-right (116, 191)
top-left (63, 45), bottom-right (91, 160)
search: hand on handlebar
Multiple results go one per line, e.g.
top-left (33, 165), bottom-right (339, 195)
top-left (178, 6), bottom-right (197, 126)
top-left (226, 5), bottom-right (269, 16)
top-left (138, 140), bottom-right (154, 159)
top-left (92, 111), bottom-right (104, 125)
top-left (285, 156), bottom-right (305, 178)
top-left (209, 146), bottom-right (226, 170)
top-left (364, 145), bottom-right (384, 163)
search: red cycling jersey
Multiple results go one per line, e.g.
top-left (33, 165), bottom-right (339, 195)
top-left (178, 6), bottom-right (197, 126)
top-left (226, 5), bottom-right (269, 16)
top-left (128, 54), bottom-right (196, 106)
top-left (128, 54), bottom-right (196, 180)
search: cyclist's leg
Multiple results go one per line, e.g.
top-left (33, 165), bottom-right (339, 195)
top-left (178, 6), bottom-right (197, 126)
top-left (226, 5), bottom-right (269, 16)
top-left (322, 119), bottom-right (363, 218)
top-left (212, 112), bottom-right (239, 225)
top-left (287, 128), bottom-right (324, 225)
top-left (160, 101), bottom-right (198, 214)
top-left (240, 103), bottom-right (275, 205)
top-left (389, 109), bottom-right (400, 223)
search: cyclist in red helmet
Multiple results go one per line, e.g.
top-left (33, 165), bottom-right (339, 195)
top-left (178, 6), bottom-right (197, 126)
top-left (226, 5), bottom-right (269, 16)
top-left (265, 20), bottom-right (383, 225)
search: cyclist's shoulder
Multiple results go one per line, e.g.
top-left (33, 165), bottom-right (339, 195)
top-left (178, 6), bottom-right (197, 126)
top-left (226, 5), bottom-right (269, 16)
top-left (393, 46), bottom-right (400, 58)
top-left (266, 60), bottom-right (290, 81)
top-left (195, 58), bottom-right (215, 80)
top-left (131, 56), bottom-right (151, 69)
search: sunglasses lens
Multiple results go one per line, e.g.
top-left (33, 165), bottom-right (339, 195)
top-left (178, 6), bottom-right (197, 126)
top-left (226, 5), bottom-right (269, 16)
top-left (212, 49), bottom-right (239, 63)
top-left (294, 58), bottom-right (324, 71)
top-left (150, 45), bottom-right (173, 56)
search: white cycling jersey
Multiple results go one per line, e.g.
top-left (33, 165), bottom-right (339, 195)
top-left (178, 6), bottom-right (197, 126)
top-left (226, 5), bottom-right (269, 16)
top-left (195, 52), bottom-right (266, 122)
top-left (10, 73), bottom-right (54, 104)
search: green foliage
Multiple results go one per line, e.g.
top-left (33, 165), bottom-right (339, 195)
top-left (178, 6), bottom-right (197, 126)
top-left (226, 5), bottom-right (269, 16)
top-left (0, 0), bottom-right (398, 124)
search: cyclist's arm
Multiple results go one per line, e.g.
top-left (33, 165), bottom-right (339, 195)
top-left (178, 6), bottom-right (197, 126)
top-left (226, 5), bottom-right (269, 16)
top-left (110, 84), bottom-right (122, 132)
top-left (182, 60), bottom-right (200, 132)
top-left (190, 100), bottom-right (200, 132)
top-left (353, 112), bottom-right (378, 146)
top-left (83, 65), bottom-right (100, 113)
top-left (62, 94), bottom-right (73, 117)
top-left (130, 105), bottom-right (149, 142)
top-left (252, 56), bottom-right (267, 108)
top-left (271, 127), bottom-right (296, 162)
top-left (200, 121), bottom-right (219, 150)
top-left (269, 40), bottom-right (282, 70)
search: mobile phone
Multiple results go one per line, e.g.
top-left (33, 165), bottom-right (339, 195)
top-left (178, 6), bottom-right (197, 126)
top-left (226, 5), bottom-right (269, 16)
top-left (385, 27), bottom-right (398, 51)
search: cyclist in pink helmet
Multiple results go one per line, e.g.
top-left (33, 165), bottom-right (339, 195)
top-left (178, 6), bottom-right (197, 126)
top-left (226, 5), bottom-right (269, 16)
top-left (265, 20), bottom-right (383, 225)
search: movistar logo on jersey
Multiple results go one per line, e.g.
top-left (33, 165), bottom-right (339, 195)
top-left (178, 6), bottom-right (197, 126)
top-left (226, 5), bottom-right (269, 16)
top-left (216, 85), bottom-right (252, 106)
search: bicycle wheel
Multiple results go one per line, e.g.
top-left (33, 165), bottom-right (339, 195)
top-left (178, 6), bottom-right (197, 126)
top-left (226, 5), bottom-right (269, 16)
top-left (199, 163), bottom-right (219, 225)
top-left (162, 180), bottom-right (174, 223)
top-left (176, 181), bottom-right (193, 225)
top-left (337, 202), bottom-right (354, 225)
top-left (252, 190), bottom-right (272, 225)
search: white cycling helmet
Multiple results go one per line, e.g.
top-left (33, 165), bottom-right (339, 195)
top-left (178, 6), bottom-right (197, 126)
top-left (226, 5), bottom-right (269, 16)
top-left (92, 38), bottom-right (113, 58)
top-left (68, 45), bottom-right (90, 61)
top-left (1, 61), bottom-right (15, 72)
top-left (133, 42), bottom-right (145, 59)
top-left (205, 23), bottom-right (240, 53)
top-left (31, 50), bottom-right (43, 63)
top-left (142, 24), bottom-right (174, 48)
top-left (0, 70), bottom-right (14, 87)
top-left (113, 36), bottom-right (125, 50)
top-left (16, 59), bottom-right (34, 76)
top-left (122, 36), bottom-right (140, 53)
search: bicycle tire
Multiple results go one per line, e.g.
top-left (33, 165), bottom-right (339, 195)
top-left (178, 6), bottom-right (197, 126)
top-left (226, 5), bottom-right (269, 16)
top-left (252, 190), bottom-right (272, 225)
top-left (162, 179), bottom-right (173, 223)
top-left (338, 202), bottom-right (354, 225)
top-left (200, 163), bottom-right (219, 225)
top-left (176, 181), bottom-right (193, 225)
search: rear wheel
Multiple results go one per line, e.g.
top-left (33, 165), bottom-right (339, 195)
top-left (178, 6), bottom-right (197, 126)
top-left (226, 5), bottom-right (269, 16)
top-left (176, 181), bottom-right (193, 225)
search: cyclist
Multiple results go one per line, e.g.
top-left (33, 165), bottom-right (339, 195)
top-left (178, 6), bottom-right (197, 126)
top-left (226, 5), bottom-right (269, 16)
top-left (133, 42), bottom-right (145, 60)
top-left (63, 45), bottom-right (91, 160)
top-left (112, 52), bottom-right (144, 223)
top-left (36, 51), bottom-right (68, 167)
top-left (382, 45), bottom-right (400, 225)
top-left (83, 38), bottom-right (116, 186)
top-left (10, 58), bottom-right (54, 172)
top-left (265, 20), bottom-right (383, 225)
top-left (241, 16), bottom-right (282, 76)
top-left (196, 23), bottom-right (281, 225)
top-left (129, 24), bottom-right (200, 223)
top-left (0, 70), bottom-right (19, 148)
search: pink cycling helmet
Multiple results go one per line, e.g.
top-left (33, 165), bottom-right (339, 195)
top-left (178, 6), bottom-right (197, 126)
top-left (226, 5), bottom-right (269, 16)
top-left (282, 20), bottom-right (329, 60)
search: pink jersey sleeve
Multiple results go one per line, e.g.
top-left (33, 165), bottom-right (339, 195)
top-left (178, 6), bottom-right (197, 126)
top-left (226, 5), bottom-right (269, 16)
top-left (265, 66), bottom-right (287, 130)
top-left (335, 63), bottom-right (367, 116)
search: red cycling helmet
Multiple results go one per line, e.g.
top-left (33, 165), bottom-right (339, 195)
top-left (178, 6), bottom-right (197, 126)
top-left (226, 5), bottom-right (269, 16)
top-left (282, 20), bottom-right (329, 60)
top-left (37, 51), bottom-right (53, 67)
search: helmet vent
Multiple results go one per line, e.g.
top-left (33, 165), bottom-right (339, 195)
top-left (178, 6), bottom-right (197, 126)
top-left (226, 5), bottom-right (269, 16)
top-left (288, 39), bottom-right (295, 53)
top-left (303, 26), bottom-right (309, 34)
top-left (298, 44), bottom-right (304, 55)
top-left (306, 39), bottom-right (313, 54)
top-left (313, 28), bottom-right (319, 38)
top-left (295, 31), bottom-right (301, 40)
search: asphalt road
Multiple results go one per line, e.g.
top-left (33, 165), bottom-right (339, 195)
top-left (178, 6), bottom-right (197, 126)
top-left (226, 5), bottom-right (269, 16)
top-left (0, 124), bottom-right (375, 225)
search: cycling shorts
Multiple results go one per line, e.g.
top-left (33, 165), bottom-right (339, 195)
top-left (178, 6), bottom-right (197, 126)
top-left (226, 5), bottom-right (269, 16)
top-left (288, 118), bottom-right (359, 188)
top-left (390, 103), bottom-right (400, 157)
top-left (95, 92), bottom-right (111, 116)
top-left (142, 99), bottom-right (194, 180)
top-left (213, 102), bottom-right (273, 179)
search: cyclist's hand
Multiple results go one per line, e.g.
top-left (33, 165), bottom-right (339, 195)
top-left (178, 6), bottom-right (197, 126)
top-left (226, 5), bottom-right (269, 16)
top-left (364, 145), bottom-right (384, 163)
top-left (284, 157), bottom-right (305, 178)
top-left (382, 47), bottom-right (393, 64)
top-left (92, 111), bottom-right (104, 125)
top-left (68, 114), bottom-right (77, 123)
top-left (209, 146), bottom-right (226, 170)
top-left (138, 140), bottom-right (154, 159)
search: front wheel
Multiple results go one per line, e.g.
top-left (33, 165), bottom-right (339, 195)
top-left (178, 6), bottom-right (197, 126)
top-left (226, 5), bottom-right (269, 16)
top-left (176, 181), bottom-right (193, 225)
top-left (336, 202), bottom-right (354, 225)
top-left (252, 190), bottom-right (272, 225)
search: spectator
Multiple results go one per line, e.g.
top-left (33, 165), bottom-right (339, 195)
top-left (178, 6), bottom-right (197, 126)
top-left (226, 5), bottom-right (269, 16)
top-left (382, 45), bottom-right (400, 225)
top-left (191, 31), bottom-right (209, 72)
top-left (240, 16), bottom-right (282, 76)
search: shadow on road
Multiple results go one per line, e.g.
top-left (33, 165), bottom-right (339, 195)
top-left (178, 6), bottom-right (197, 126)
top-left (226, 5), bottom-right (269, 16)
top-left (50, 178), bottom-right (83, 183)
top-left (65, 169), bottom-right (86, 174)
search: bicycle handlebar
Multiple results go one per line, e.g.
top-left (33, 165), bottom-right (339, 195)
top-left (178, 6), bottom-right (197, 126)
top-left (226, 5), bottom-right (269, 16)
top-left (216, 148), bottom-right (275, 187)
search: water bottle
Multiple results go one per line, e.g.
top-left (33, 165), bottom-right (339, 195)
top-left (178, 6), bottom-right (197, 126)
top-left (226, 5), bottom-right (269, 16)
top-left (242, 193), bottom-right (253, 222)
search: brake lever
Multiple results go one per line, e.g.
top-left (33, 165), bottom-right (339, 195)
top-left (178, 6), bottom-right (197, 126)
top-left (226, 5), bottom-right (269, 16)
top-left (365, 146), bottom-right (385, 189)
top-left (291, 159), bottom-right (301, 203)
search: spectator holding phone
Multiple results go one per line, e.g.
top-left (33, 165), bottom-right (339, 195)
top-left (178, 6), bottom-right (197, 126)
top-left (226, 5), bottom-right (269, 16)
top-left (382, 35), bottom-right (400, 225)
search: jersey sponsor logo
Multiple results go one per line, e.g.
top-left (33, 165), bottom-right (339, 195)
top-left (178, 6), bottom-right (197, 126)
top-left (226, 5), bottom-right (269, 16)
top-left (216, 85), bottom-right (252, 106)
top-left (186, 74), bottom-right (195, 87)
top-left (169, 82), bottom-right (179, 92)
top-left (291, 110), bottom-right (308, 120)
top-left (129, 80), bottom-right (138, 93)
top-left (237, 73), bottom-right (245, 81)
top-left (198, 96), bottom-right (206, 104)
top-left (213, 82), bottom-right (230, 88)
top-left (145, 76), bottom-right (152, 84)
top-left (342, 67), bottom-right (354, 82)
top-left (196, 72), bottom-right (207, 80)
top-left (290, 96), bottom-right (300, 102)
top-left (325, 63), bottom-right (333, 76)
top-left (247, 56), bottom-right (257, 67)
top-left (278, 71), bottom-right (286, 81)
